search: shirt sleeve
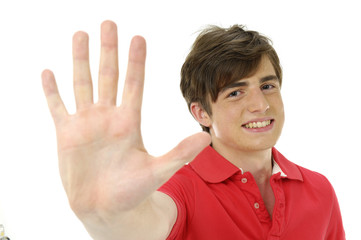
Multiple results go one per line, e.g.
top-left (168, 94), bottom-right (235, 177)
top-left (158, 167), bottom-right (193, 240)
top-left (325, 184), bottom-right (346, 240)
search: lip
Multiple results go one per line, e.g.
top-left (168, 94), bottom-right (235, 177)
top-left (241, 117), bottom-right (275, 133)
top-left (242, 117), bottom-right (273, 126)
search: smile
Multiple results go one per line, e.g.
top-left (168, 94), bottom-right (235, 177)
top-left (243, 120), bottom-right (272, 129)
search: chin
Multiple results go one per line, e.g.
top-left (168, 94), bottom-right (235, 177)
top-left (240, 144), bottom-right (275, 152)
top-left (238, 137), bottom-right (280, 152)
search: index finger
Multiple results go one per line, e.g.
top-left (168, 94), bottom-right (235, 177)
top-left (121, 36), bottom-right (146, 112)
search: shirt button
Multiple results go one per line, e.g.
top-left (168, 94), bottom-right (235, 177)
top-left (241, 178), bottom-right (248, 183)
top-left (254, 202), bottom-right (260, 209)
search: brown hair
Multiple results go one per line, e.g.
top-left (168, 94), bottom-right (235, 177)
top-left (180, 25), bottom-right (282, 132)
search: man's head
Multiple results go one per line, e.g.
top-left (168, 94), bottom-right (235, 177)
top-left (181, 25), bottom-right (282, 132)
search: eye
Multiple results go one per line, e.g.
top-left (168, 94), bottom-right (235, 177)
top-left (228, 90), bottom-right (241, 98)
top-left (261, 84), bottom-right (275, 90)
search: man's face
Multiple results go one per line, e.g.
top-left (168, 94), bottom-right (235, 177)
top-left (205, 56), bottom-right (285, 155)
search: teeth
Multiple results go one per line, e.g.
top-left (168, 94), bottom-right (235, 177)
top-left (244, 120), bottom-right (272, 129)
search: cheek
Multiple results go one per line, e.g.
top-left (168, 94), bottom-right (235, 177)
top-left (273, 96), bottom-right (285, 127)
top-left (271, 94), bottom-right (284, 112)
top-left (210, 108), bottom-right (241, 135)
top-left (278, 99), bottom-right (285, 118)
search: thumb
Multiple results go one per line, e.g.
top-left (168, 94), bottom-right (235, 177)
top-left (155, 132), bottom-right (211, 183)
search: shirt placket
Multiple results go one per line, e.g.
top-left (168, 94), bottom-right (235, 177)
top-left (267, 174), bottom-right (286, 239)
top-left (236, 172), bottom-right (272, 225)
top-left (234, 171), bottom-right (287, 239)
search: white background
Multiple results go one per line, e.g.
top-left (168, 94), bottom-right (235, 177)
top-left (0, 0), bottom-right (360, 239)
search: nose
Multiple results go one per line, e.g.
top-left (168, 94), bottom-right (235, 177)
top-left (246, 88), bottom-right (270, 113)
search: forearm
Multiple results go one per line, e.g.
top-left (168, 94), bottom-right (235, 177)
top-left (79, 192), bottom-right (175, 240)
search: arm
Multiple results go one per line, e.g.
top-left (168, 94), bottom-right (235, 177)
top-left (41, 20), bottom-right (210, 240)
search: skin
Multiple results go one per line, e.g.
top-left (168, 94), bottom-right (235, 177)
top-left (191, 56), bottom-right (285, 215)
top-left (42, 21), bottom-right (210, 240)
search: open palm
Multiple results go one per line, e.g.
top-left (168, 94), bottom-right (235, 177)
top-left (41, 21), bottom-right (210, 217)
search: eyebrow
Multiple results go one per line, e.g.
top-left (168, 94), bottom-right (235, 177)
top-left (220, 75), bottom-right (279, 92)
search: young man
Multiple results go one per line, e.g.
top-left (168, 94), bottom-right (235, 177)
top-left (42, 21), bottom-right (345, 239)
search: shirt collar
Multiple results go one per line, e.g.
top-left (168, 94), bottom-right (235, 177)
top-left (189, 146), bottom-right (303, 183)
top-left (271, 147), bottom-right (303, 181)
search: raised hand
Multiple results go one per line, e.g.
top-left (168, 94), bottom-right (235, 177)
top-left (41, 20), bottom-right (210, 234)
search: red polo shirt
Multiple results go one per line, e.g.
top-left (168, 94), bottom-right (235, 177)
top-left (158, 146), bottom-right (345, 239)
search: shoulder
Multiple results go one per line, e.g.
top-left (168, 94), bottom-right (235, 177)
top-left (166, 164), bottom-right (199, 185)
top-left (294, 165), bottom-right (345, 238)
top-left (293, 163), bottom-right (337, 200)
top-left (158, 164), bottom-right (199, 199)
top-left (273, 148), bottom-right (335, 193)
top-left (274, 148), bottom-right (337, 201)
top-left (297, 164), bottom-right (333, 187)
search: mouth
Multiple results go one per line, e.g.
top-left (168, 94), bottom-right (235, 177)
top-left (242, 119), bottom-right (274, 129)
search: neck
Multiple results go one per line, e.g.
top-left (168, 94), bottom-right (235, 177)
top-left (211, 142), bottom-right (276, 217)
top-left (212, 143), bottom-right (273, 183)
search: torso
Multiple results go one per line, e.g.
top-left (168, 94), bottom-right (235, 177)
top-left (262, 185), bottom-right (275, 217)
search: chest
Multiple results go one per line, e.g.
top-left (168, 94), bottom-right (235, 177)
top-left (183, 174), bottom-right (331, 240)
top-left (258, 181), bottom-right (276, 217)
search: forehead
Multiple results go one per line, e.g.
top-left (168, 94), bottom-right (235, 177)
top-left (220, 56), bottom-right (278, 91)
top-left (255, 55), bottom-right (276, 75)
top-left (240, 56), bottom-right (276, 81)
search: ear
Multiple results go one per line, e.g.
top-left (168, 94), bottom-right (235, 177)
top-left (190, 102), bottom-right (211, 127)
